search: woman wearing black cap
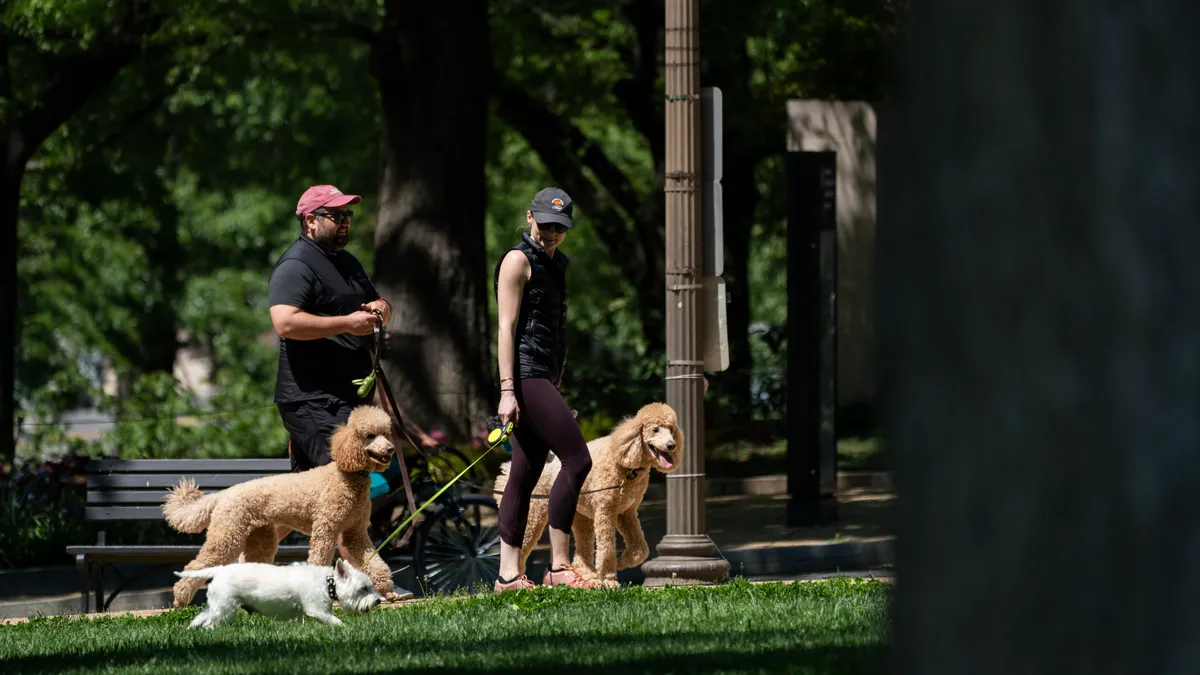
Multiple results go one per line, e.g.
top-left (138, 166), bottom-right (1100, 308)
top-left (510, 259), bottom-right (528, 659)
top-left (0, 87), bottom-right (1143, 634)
top-left (491, 187), bottom-right (599, 591)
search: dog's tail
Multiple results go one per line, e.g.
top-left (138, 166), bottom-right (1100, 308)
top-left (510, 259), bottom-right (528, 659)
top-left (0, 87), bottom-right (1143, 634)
top-left (162, 478), bottom-right (219, 533)
top-left (173, 568), bottom-right (221, 580)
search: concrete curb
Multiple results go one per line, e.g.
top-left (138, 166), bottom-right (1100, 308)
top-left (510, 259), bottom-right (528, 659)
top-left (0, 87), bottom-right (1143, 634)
top-left (0, 563), bottom-right (186, 602)
top-left (617, 536), bottom-right (894, 585)
top-left (723, 538), bottom-right (894, 577)
top-left (0, 588), bottom-right (184, 621)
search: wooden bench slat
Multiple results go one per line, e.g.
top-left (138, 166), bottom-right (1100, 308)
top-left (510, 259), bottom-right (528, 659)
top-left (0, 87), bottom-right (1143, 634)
top-left (88, 459), bottom-right (291, 473)
top-left (87, 490), bottom-right (219, 505)
top-left (87, 474), bottom-right (287, 490)
top-left (65, 545), bottom-right (311, 555)
top-left (65, 545), bottom-right (312, 565)
top-left (85, 506), bottom-right (175, 520)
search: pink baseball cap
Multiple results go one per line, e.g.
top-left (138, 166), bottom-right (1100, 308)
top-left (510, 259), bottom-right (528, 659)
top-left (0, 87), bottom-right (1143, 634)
top-left (295, 184), bottom-right (362, 216)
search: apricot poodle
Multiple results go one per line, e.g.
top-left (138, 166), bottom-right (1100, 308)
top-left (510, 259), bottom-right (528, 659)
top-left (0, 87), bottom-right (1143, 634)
top-left (494, 402), bottom-right (684, 587)
top-left (163, 405), bottom-right (400, 608)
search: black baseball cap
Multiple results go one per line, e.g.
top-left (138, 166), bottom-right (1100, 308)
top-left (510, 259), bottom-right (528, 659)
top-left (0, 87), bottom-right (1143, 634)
top-left (530, 187), bottom-right (573, 228)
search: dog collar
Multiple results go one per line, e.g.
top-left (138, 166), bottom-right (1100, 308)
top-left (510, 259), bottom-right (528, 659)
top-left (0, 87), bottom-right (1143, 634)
top-left (626, 467), bottom-right (644, 480)
top-left (326, 575), bottom-right (337, 601)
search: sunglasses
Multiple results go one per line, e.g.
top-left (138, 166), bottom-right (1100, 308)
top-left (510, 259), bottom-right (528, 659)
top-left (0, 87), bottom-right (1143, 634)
top-left (313, 209), bottom-right (353, 225)
top-left (538, 222), bottom-right (568, 234)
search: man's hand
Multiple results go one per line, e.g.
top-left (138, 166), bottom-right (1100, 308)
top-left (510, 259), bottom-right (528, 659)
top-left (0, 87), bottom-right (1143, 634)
top-left (344, 310), bottom-right (380, 336)
top-left (361, 299), bottom-right (391, 323)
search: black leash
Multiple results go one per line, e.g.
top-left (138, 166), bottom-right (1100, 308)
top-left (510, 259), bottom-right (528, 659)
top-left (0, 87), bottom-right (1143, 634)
top-left (360, 313), bottom-right (423, 550)
top-left (454, 463), bottom-right (645, 500)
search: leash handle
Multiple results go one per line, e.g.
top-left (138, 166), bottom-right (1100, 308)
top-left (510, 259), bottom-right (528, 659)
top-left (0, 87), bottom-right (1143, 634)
top-left (485, 416), bottom-right (514, 454)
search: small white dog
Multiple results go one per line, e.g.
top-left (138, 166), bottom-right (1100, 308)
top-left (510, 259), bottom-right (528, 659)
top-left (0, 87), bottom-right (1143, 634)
top-left (174, 559), bottom-right (383, 628)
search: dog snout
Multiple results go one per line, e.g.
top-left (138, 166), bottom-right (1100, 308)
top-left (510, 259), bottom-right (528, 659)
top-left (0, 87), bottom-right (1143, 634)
top-left (664, 439), bottom-right (676, 451)
top-left (366, 438), bottom-right (394, 462)
top-left (372, 596), bottom-right (382, 608)
top-left (367, 437), bottom-right (394, 454)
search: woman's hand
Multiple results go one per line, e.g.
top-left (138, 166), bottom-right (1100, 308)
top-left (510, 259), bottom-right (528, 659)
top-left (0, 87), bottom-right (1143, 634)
top-left (498, 391), bottom-right (520, 426)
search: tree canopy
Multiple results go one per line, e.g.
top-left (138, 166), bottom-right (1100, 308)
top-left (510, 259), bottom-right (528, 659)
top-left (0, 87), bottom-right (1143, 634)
top-left (5, 0), bottom-right (901, 465)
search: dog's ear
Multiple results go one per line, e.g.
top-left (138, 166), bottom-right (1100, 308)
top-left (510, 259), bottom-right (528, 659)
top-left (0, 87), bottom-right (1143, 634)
top-left (335, 559), bottom-right (348, 579)
top-left (330, 423), bottom-right (369, 473)
top-left (615, 419), bottom-right (648, 467)
top-left (671, 422), bottom-right (685, 459)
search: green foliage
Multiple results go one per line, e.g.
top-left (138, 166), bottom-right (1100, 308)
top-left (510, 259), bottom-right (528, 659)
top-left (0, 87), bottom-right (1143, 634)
top-left (0, 472), bottom-right (84, 568)
top-left (13, 0), bottom-right (903, 468)
top-left (14, 24), bottom-right (382, 463)
top-left (87, 370), bottom-right (286, 460)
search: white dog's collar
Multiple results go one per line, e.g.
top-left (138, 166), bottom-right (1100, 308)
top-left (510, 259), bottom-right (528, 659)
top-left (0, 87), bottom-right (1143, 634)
top-left (326, 575), bottom-right (337, 601)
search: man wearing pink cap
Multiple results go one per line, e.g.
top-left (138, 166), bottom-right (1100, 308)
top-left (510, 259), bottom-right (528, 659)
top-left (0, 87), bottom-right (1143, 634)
top-left (268, 184), bottom-right (392, 472)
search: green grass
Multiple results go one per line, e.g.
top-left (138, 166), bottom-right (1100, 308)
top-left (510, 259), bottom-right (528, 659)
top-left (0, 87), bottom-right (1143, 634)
top-left (706, 437), bottom-right (887, 477)
top-left (835, 436), bottom-right (887, 471)
top-left (0, 579), bottom-right (890, 674)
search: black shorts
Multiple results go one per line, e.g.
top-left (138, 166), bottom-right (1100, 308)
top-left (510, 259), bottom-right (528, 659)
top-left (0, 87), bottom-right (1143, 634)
top-left (277, 397), bottom-right (355, 472)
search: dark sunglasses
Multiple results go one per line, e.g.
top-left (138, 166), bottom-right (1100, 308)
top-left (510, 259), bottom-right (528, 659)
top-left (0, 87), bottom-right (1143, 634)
top-left (313, 209), bottom-right (353, 224)
top-left (538, 222), bottom-right (568, 234)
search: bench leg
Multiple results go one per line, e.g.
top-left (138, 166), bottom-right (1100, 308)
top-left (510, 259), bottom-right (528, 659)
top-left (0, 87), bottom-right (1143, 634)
top-left (91, 563), bottom-right (105, 613)
top-left (76, 555), bottom-right (90, 615)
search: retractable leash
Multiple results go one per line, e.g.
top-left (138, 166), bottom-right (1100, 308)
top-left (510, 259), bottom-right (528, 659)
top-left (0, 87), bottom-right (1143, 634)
top-left (365, 416), bottom-right (515, 564)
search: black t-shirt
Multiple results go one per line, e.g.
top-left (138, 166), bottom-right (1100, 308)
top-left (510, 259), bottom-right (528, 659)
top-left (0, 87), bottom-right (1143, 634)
top-left (268, 235), bottom-right (378, 404)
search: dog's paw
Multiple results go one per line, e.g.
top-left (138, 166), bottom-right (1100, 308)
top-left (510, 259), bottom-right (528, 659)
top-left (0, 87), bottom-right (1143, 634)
top-left (617, 550), bottom-right (648, 570)
top-left (598, 577), bottom-right (620, 589)
top-left (384, 592), bottom-right (403, 603)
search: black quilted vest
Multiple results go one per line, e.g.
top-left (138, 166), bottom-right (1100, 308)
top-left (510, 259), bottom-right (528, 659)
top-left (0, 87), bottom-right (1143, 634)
top-left (493, 234), bottom-right (569, 385)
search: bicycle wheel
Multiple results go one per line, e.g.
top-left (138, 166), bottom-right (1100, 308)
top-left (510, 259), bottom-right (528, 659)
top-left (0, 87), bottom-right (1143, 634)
top-left (413, 493), bottom-right (502, 595)
top-left (417, 446), bottom-right (491, 489)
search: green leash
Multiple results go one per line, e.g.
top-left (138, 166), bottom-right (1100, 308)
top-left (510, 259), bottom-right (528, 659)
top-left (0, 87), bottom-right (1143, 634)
top-left (365, 419), bottom-right (514, 565)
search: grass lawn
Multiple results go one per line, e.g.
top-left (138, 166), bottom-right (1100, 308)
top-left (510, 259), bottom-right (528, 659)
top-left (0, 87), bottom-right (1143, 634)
top-left (0, 578), bottom-right (890, 675)
top-left (707, 436), bottom-right (887, 477)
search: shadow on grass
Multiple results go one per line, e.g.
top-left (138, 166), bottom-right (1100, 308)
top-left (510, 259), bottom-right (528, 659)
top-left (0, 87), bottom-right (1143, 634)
top-left (4, 629), bottom-right (886, 674)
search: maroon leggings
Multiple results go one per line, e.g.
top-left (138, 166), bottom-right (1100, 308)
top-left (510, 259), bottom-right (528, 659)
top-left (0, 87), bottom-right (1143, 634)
top-left (498, 378), bottom-right (593, 548)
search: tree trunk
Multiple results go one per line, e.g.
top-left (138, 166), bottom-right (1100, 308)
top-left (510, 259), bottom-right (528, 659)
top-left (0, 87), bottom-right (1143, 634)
top-left (884, 2), bottom-right (1200, 673)
top-left (137, 196), bottom-right (183, 375)
top-left (0, 128), bottom-right (26, 466)
top-left (368, 0), bottom-right (492, 440)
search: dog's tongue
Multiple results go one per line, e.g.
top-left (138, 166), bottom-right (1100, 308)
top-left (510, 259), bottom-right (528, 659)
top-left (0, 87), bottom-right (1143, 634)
top-left (657, 453), bottom-right (673, 470)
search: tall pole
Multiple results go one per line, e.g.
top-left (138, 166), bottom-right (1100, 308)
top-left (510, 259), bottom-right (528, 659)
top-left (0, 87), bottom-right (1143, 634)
top-left (641, 0), bottom-right (730, 587)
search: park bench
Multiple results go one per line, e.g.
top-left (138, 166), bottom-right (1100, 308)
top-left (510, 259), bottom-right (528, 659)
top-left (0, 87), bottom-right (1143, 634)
top-left (65, 458), bottom-right (311, 614)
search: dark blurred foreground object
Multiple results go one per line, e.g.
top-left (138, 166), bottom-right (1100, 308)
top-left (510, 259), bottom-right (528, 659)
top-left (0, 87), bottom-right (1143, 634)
top-left (882, 2), bottom-right (1200, 674)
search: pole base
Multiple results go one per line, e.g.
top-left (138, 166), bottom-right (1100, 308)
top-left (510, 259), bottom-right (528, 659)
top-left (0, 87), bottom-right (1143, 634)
top-left (640, 535), bottom-right (732, 587)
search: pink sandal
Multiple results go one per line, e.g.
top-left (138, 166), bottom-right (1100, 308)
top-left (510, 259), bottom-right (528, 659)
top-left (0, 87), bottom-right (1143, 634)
top-left (493, 574), bottom-right (536, 592)
top-left (542, 564), bottom-right (601, 589)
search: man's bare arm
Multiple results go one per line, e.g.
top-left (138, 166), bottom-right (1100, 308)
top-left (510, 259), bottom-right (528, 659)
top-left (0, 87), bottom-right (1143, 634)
top-left (270, 305), bottom-right (377, 339)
